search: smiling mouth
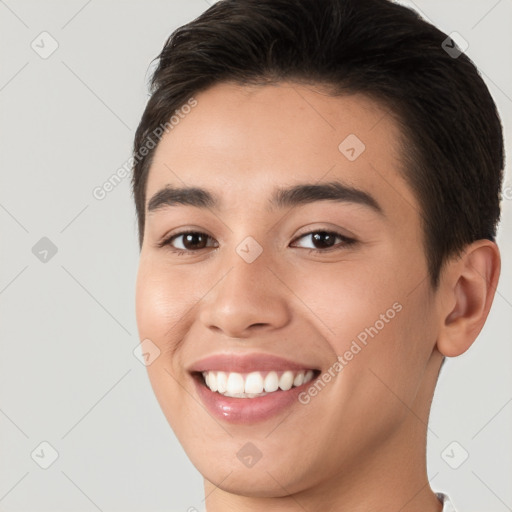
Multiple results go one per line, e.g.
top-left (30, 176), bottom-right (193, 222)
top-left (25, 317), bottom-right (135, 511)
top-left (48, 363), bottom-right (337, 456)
top-left (194, 369), bottom-right (320, 398)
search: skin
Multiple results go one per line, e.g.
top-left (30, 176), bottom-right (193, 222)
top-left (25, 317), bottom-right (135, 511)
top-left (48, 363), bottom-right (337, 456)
top-left (135, 81), bottom-right (500, 511)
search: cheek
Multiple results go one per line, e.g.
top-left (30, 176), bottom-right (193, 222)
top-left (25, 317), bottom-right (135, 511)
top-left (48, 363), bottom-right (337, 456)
top-left (289, 256), bottom-right (398, 345)
top-left (135, 260), bottom-right (191, 346)
top-left (135, 260), bottom-right (192, 423)
top-left (292, 255), bottom-right (434, 399)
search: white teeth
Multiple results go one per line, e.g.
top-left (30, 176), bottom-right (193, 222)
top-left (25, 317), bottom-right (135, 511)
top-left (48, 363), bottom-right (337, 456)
top-left (216, 371), bottom-right (227, 393)
top-left (226, 372), bottom-right (245, 395)
top-left (201, 369), bottom-right (316, 397)
top-left (279, 370), bottom-right (294, 391)
top-left (209, 372), bottom-right (217, 392)
top-left (244, 372), bottom-right (264, 394)
top-left (293, 371), bottom-right (305, 387)
top-left (264, 371), bottom-right (279, 392)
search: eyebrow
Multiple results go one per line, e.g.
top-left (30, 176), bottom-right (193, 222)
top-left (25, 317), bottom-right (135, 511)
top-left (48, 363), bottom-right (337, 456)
top-left (147, 180), bottom-right (384, 216)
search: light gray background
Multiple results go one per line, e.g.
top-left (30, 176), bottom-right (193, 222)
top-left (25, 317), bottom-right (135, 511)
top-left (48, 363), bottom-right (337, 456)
top-left (0, 1), bottom-right (510, 511)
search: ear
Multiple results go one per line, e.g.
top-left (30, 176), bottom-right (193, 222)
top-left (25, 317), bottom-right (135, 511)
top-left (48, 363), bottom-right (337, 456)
top-left (436, 240), bottom-right (501, 358)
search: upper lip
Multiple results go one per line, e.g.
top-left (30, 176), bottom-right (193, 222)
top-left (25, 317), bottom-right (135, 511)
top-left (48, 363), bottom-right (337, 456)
top-left (188, 353), bottom-right (319, 374)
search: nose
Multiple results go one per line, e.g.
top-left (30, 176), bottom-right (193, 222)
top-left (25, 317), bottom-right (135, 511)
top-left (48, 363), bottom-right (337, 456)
top-left (198, 247), bottom-right (291, 339)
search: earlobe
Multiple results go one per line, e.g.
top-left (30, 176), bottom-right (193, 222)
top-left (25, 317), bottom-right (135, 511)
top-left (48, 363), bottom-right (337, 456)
top-left (436, 240), bottom-right (501, 358)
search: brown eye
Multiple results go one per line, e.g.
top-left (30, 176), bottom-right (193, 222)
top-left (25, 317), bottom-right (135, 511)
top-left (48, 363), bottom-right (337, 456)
top-left (160, 231), bottom-right (218, 253)
top-left (159, 229), bottom-right (355, 255)
top-left (292, 230), bottom-right (356, 252)
top-left (309, 232), bottom-right (337, 249)
top-left (176, 232), bottom-right (209, 250)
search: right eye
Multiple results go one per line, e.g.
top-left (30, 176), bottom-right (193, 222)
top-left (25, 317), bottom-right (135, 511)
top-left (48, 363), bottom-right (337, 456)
top-left (159, 231), bottom-right (219, 255)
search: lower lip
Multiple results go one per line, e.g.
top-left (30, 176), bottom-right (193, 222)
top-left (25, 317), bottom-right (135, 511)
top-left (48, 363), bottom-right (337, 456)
top-left (192, 375), bottom-right (315, 424)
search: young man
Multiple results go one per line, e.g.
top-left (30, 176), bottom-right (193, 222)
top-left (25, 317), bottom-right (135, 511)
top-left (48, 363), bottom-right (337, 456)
top-left (131, 0), bottom-right (504, 510)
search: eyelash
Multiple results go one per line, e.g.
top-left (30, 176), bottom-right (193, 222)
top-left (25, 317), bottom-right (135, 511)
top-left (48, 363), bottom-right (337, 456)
top-left (157, 229), bottom-right (357, 256)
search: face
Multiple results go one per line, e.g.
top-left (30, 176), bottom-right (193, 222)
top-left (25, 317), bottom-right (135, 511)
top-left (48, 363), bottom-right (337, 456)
top-left (135, 82), bottom-right (442, 497)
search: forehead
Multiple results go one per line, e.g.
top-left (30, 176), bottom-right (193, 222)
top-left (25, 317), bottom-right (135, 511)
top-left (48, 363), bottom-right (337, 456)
top-left (145, 81), bottom-right (418, 219)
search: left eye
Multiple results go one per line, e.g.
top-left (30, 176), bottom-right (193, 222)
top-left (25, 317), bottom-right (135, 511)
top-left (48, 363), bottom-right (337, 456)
top-left (291, 230), bottom-right (356, 252)
top-left (159, 230), bottom-right (355, 254)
